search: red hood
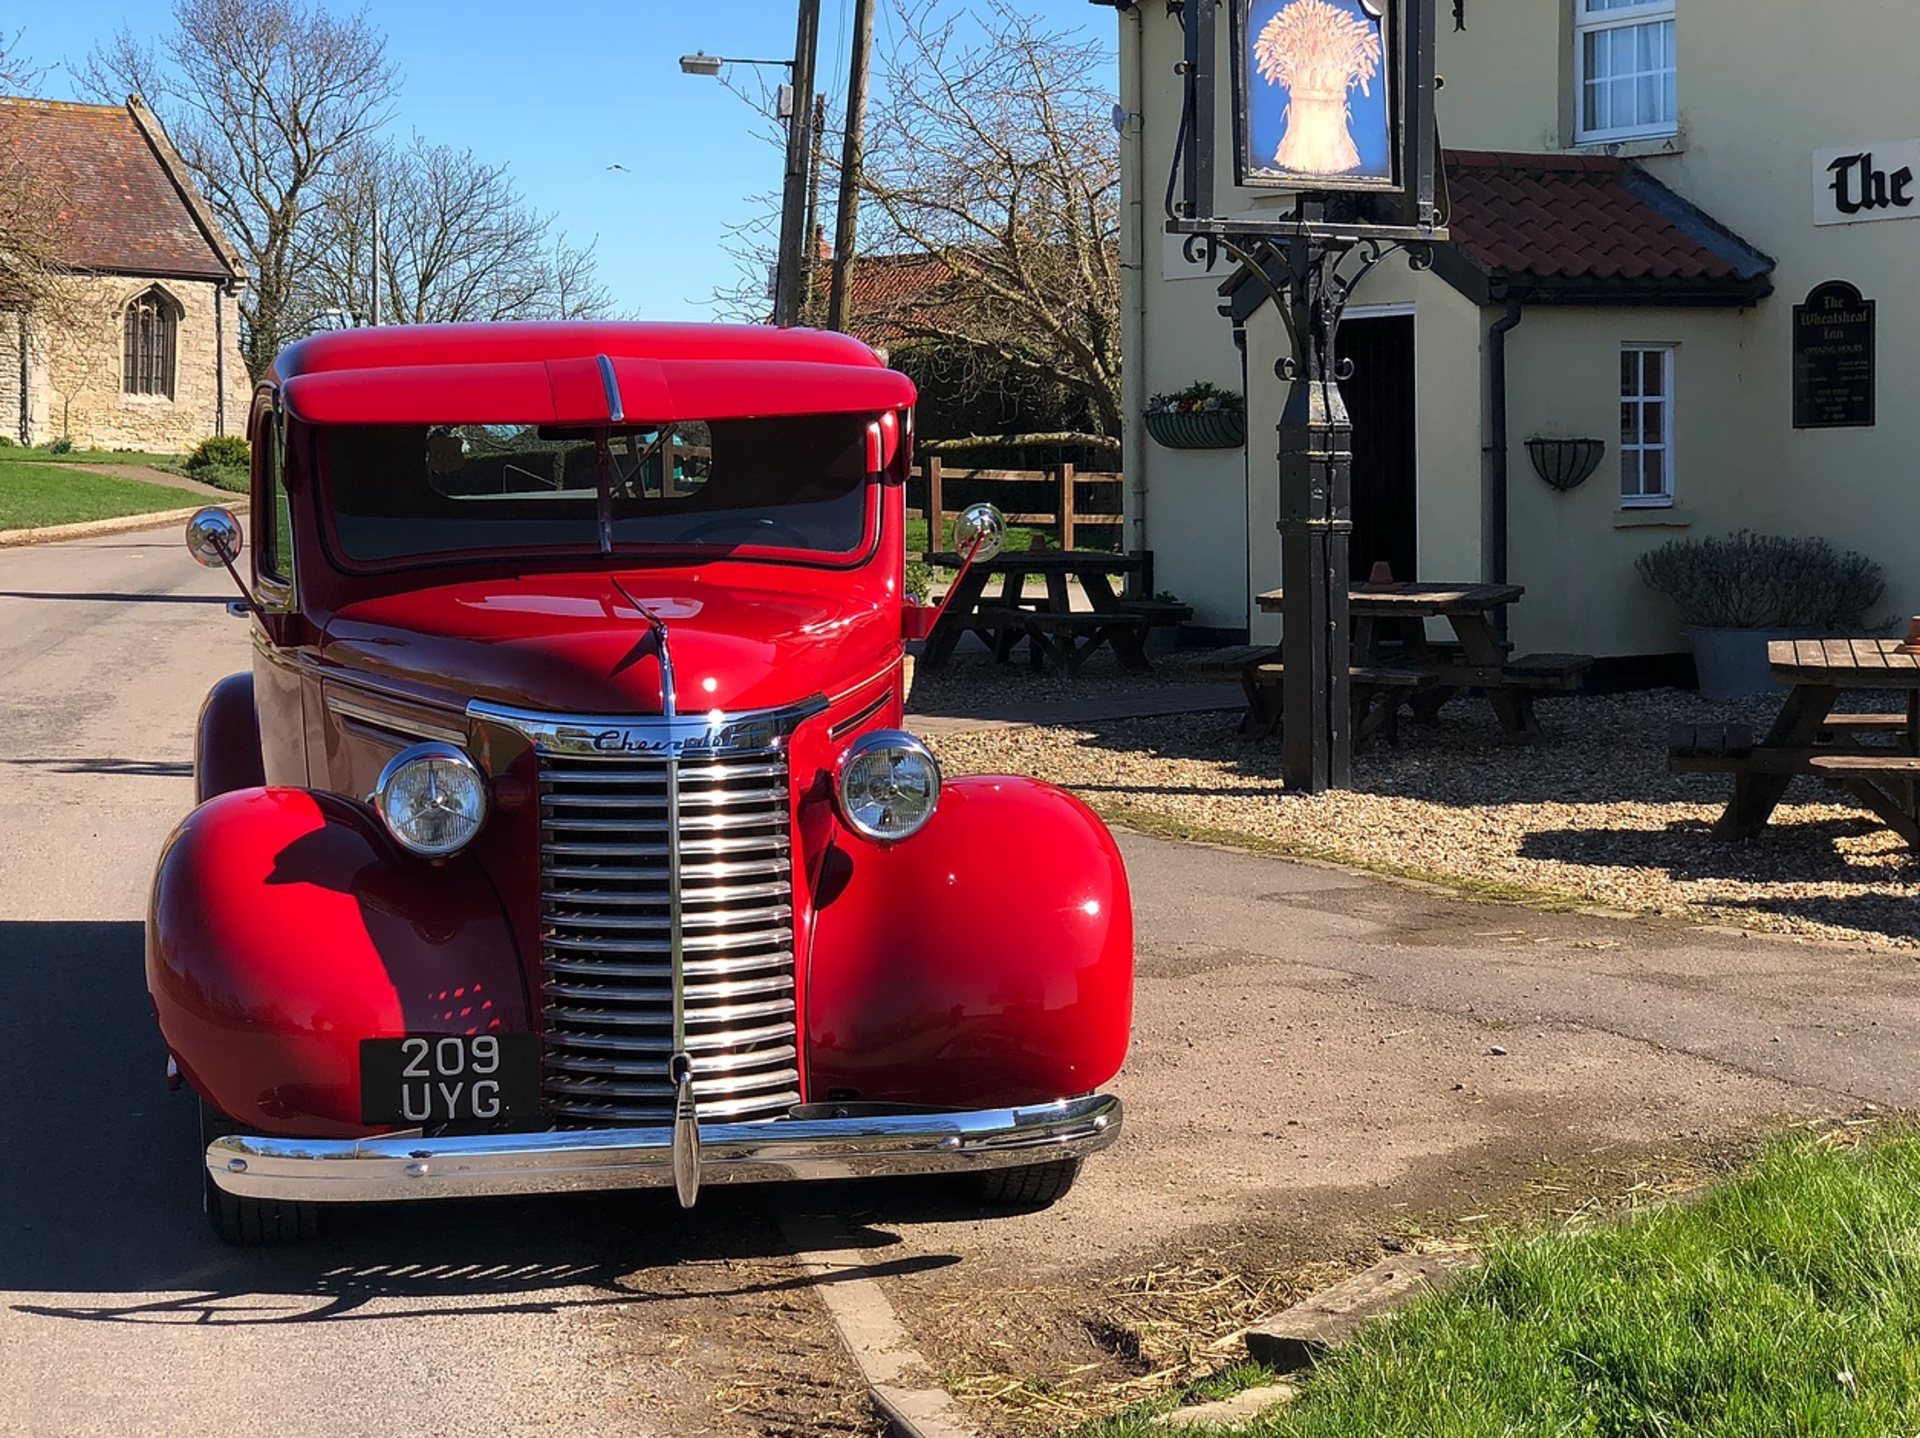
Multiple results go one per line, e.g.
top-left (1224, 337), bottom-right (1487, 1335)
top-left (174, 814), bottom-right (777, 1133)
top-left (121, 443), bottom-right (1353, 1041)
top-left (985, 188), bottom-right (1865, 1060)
top-left (320, 567), bottom-right (897, 714)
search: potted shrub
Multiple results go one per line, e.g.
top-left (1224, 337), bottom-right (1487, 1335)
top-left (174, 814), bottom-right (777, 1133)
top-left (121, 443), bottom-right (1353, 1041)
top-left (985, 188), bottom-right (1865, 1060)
top-left (1635, 530), bottom-right (1886, 698)
top-left (1144, 382), bottom-right (1246, 450)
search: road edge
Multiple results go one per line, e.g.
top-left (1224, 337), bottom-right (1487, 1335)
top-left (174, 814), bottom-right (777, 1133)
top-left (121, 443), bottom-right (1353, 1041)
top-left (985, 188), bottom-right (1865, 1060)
top-left (777, 1210), bottom-right (979, 1438)
top-left (0, 500), bottom-right (248, 549)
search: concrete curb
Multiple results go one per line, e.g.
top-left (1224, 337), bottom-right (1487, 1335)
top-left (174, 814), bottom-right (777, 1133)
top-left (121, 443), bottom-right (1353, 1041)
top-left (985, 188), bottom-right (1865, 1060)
top-left (0, 500), bottom-right (247, 549)
top-left (777, 1210), bottom-right (979, 1438)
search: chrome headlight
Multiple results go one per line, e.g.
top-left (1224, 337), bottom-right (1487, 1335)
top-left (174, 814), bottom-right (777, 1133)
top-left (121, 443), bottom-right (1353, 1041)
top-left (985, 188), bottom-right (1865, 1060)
top-left (373, 742), bottom-right (489, 857)
top-left (836, 730), bottom-right (941, 843)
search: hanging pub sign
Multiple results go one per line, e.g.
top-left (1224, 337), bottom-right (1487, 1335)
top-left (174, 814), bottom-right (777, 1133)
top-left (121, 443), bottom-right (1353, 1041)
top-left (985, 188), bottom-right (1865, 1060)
top-left (1232, 0), bottom-right (1398, 191)
top-left (1792, 280), bottom-right (1875, 429)
top-left (1172, 0), bottom-right (1440, 241)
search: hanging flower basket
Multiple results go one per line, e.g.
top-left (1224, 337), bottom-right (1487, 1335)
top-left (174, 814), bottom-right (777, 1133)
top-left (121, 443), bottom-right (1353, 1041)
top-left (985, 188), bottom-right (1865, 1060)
top-left (1144, 382), bottom-right (1247, 450)
top-left (1144, 407), bottom-right (1247, 450)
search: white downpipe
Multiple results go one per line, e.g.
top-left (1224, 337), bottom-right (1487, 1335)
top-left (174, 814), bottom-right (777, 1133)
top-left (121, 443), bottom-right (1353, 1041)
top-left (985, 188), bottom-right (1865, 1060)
top-left (1120, 2), bottom-right (1148, 557)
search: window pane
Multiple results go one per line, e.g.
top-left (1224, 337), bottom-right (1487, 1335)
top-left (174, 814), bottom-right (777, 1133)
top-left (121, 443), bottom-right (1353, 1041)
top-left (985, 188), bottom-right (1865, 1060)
top-left (1620, 351), bottom-right (1637, 393)
top-left (1645, 449), bottom-right (1668, 498)
top-left (1642, 350), bottom-right (1665, 396)
top-left (1642, 401), bottom-right (1664, 447)
top-left (1621, 402), bottom-right (1638, 446)
top-left (1621, 446), bottom-right (1639, 496)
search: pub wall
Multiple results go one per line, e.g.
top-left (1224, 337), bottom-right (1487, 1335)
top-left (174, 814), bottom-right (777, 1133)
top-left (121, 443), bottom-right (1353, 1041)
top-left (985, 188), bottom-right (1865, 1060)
top-left (1112, 0), bottom-right (1920, 658)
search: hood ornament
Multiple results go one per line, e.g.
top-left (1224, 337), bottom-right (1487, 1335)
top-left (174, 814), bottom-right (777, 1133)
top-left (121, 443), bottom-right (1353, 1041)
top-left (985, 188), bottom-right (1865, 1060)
top-left (611, 576), bottom-right (700, 1207)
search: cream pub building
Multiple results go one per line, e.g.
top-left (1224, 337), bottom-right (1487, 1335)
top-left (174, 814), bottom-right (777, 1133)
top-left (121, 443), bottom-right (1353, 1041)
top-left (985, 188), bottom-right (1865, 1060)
top-left (1099, 0), bottom-right (1918, 672)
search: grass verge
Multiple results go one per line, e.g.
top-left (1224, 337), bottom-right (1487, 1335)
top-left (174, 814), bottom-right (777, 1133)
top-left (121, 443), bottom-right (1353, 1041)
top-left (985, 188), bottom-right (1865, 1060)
top-left (0, 459), bottom-right (195, 530)
top-left (1068, 1124), bottom-right (1919, 1437)
top-left (1, 446), bottom-right (183, 468)
top-left (1089, 799), bottom-right (1595, 914)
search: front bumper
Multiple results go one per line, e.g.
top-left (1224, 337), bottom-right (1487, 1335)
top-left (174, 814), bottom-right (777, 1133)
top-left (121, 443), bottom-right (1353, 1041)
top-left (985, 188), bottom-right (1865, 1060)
top-left (206, 1093), bottom-right (1121, 1203)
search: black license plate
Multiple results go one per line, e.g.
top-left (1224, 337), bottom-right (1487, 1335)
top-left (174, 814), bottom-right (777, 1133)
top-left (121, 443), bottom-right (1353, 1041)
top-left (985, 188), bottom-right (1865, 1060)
top-left (360, 1034), bottom-right (541, 1125)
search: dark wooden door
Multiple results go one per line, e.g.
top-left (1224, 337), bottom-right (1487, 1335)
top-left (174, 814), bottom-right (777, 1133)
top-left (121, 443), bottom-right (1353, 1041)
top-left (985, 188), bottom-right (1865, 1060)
top-left (1335, 315), bottom-right (1417, 583)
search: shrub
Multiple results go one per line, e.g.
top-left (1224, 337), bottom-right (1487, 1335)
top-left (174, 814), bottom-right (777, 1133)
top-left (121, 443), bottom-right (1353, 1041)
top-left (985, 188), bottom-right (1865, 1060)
top-left (1635, 529), bottom-right (1886, 631)
top-left (196, 463), bottom-right (250, 494)
top-left (47, 435), bottom-right (74, 455)
top-left (0, 434), bottom-right (14, 447)
top-left (1145, 380), bottom-right (1244, 416)
top-left (905, 559), bottom-right (933, 606)
top-left (187, 435), bottom-right (250, 473)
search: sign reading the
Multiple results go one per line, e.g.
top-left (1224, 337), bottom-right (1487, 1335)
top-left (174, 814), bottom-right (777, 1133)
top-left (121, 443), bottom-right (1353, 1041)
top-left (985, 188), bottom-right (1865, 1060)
top-left (1812, 140), bottom-right (1919, 226)
top-left (1232, 0), bottom-right (1397, 191)
top-left (1792, 281), bottom-right (1876, 430)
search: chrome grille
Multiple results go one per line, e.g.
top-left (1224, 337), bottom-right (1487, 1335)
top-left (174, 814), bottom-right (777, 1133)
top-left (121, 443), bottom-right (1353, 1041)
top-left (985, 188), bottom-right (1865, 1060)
top-left (539, 750), bottom-right (799, 1124)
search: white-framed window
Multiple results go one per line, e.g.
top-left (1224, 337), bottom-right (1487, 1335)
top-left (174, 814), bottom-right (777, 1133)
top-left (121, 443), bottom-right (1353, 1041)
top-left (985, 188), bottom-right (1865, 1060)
top-left (1576, 0), bottom-right (1677, 144)
top-left (1620, 345), bottom-right (1674, 507)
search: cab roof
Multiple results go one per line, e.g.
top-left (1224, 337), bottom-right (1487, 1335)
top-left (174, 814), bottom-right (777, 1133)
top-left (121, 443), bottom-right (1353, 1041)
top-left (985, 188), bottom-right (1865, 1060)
top-left (270, 321), bottom-right (915, 427)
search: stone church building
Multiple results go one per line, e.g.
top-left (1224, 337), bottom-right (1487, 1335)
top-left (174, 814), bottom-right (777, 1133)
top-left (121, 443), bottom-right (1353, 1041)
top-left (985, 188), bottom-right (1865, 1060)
top-left (0, 94), bottom-right (247, 451)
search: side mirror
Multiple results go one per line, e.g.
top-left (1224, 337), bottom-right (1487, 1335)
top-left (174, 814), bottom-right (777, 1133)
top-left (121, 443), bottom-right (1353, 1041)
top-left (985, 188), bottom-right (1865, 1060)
top-left (185, 507), bottom-right (243, 568)
top-left (951, 503), bottom-right (1007, 564)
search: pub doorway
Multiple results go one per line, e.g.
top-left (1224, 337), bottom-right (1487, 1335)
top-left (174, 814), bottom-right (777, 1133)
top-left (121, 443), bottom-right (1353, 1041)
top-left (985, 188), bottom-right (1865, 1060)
top-left (1335, 312), bottom-right (1418, 583)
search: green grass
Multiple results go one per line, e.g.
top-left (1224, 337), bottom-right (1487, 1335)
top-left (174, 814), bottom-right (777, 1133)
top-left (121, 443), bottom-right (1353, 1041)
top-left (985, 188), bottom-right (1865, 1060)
top-left (0, 458), bottom-right (195, 529)
top-left (0, 445), bottom-right (183, 468)
top-left (906, 514), bottom-right (1050, 557)
top-left (191, 462), bottom-right (250, 494)
top-left (1067, 1128), bottom-right (1920, 1437)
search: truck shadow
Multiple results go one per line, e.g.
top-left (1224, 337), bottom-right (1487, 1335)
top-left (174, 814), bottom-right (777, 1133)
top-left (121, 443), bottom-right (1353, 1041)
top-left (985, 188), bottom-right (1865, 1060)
top-left (0, 920), bottom-right (957, 1327)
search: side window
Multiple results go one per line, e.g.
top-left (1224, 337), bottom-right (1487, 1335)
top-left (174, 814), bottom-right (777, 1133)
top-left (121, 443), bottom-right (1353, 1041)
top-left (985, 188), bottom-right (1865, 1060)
top-left (1620, 344), bottom-right (1675, 507)
top-left (257, 398), bottom-right (293, 585)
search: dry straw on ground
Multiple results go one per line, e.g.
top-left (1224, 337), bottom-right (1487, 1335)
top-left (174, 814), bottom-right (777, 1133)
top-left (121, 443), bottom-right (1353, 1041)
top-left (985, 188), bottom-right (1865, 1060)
top-left (917, 659), bottom-right (1920, 949)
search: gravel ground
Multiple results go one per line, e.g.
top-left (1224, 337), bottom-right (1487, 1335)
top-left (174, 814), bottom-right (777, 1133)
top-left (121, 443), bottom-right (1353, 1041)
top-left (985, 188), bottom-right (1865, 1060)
top-left (918, 677), bottom-right (1920, 949)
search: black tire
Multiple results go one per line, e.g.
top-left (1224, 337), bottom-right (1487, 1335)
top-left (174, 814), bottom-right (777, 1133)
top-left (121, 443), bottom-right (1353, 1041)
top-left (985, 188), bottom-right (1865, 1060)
top-left (973, 1157), bottom-right (1082, 1207)
top-left (200, 1100), bottom-right (320, 1246)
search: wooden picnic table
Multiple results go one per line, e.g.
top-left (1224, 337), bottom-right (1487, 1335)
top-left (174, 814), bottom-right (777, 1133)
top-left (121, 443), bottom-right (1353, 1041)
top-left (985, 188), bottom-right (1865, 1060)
top-left (923, 549), bottom-right (1186, 675)
top-left (1252, 581), bottom-right (1590, 743)
top-left (1680, 638), bottom-right (1920, 849)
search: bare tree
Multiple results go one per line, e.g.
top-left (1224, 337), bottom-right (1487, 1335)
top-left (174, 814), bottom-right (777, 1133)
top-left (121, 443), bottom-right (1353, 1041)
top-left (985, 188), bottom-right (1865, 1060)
top-left (78, 0), bottom-right (399, 379)
top-left (0, 29), bottom-right (65, 313)
top-left (298, 136), bottom-right (612, 326)
top-left (855, 1), bottom-right (1121, 446)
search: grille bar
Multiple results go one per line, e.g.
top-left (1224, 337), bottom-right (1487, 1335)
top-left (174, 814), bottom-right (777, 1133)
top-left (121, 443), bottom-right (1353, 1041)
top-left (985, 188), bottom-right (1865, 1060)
top-left (539, 747), bottom-right (799, 1126)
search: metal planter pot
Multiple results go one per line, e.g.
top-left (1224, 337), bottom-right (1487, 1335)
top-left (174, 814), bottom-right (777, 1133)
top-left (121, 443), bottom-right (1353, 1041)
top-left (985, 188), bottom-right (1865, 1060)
top-left (1687, 625), bottom-right (1821, 700)
top-left (1144, 408), bottom-right (1246, 451)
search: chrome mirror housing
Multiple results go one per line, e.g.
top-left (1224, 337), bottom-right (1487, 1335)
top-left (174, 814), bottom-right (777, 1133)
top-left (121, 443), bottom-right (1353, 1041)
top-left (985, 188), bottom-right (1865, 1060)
top-left (952, 503), bottom-right (1007, 563)
top-left (185, 507), bottom-right (243, 569)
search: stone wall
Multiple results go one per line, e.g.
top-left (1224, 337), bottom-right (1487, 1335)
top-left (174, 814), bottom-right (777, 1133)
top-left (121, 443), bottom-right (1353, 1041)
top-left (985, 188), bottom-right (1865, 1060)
top-left (14, 274), bottom-right (250, 454)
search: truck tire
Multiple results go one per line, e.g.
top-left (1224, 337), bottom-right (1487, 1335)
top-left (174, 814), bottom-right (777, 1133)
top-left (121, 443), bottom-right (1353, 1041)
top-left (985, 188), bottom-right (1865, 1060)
top-left (200, 1100), bottom-right (319, 1246)
top-left (974, 1157), bottom-right (1082, 1207)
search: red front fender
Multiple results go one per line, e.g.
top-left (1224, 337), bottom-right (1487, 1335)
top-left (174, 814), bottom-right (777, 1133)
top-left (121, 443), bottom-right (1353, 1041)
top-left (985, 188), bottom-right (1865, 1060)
top-left (147, 788), bottom-right (529, 1135)
top-left (804, 775), bottom-right (1132, 1107)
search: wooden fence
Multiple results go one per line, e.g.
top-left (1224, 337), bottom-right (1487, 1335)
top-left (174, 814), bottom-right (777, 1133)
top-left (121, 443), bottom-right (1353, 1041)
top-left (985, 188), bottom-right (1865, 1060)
top-left (906, 457), bottom-right (1126, 557)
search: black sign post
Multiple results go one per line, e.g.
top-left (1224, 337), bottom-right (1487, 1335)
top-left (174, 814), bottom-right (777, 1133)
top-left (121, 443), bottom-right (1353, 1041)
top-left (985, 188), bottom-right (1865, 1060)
top-left (1793, 280), bottom-right (1876, 430)
top-left (1170, 0), bottom-right (1445, 794)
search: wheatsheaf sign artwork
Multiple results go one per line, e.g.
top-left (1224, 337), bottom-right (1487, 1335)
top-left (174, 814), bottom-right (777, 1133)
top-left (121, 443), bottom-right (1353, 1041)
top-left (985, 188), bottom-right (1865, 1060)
top-left (1812, 140), bottom-right (1919, 226)
top-left (1232, 0), bottom-right (1397, 190)
top-left (1792, 280), bottom-right (1875, 430)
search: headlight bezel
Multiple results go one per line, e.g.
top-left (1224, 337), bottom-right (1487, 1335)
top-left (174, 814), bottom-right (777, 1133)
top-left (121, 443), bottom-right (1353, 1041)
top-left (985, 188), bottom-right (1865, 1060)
top-left (835, 729), bottom-right (941, 844)
top-left (371, 741), bottom-right (490, 858)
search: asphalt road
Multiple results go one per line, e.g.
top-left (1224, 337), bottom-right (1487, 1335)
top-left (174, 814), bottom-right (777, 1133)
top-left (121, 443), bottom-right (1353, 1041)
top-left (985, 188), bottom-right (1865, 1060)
top-left (8, 522), bottom-right (1920, 1437)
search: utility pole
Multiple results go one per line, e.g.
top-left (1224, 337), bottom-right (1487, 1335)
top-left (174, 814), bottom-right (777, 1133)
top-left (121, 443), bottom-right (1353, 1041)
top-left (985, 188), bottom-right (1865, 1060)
top-left (826, 0), bottom-right (875, 333)
top-left (370, 202), bottom-right (382, 326)
top-left (773, 0), bottom-right (822, 327)
top-left (801, 94), bottom-right (828, 325)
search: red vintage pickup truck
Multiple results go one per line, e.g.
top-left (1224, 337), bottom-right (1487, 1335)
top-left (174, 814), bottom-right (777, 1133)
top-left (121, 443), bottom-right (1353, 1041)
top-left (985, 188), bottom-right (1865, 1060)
top-left (150, 321), bottom-right (1132, 1244)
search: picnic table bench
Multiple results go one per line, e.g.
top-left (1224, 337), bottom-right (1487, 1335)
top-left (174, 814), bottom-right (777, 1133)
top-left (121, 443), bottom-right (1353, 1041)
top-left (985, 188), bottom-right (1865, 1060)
top-left (1247, 582), bottom-right (1592, 743)
top-left (1679, 638), bottom-right (1920, 849)
top-left (923, 548), bottom-right (1189, 675)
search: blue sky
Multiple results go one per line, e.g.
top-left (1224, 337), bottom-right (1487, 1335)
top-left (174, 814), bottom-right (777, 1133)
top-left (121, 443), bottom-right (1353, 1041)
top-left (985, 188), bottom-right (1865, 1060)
top-left (9, 0), bottom-right (1119, 319)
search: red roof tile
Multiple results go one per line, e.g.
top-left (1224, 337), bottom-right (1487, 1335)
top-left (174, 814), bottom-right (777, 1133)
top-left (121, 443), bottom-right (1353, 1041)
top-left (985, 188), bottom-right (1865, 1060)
top-left (1444, 149), bottom-right (1765, 287)
top-left (0, 96), bottom-right (239, 281)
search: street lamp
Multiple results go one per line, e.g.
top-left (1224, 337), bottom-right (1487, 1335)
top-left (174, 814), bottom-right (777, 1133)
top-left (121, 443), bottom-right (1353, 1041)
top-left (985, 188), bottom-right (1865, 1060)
top-left (679, 3), bottom-right (820, 327)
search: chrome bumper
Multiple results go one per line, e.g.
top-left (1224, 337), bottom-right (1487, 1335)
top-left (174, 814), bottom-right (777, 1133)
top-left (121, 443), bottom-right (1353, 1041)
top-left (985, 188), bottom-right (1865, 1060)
top-left (205, 1094), bottom-right (1121, 1203)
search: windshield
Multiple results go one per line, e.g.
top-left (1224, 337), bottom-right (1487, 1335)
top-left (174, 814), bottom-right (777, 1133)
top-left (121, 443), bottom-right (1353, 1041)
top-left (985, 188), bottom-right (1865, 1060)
top-left (321, 413), bottom-right (877, 566)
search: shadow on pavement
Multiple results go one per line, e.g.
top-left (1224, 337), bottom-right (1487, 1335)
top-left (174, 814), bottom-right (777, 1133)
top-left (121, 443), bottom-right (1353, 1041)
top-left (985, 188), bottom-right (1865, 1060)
top-left (0, 591), bottom-right (232, 606)
top-left (0, 920), bottom-right (958, 1327)
top-left (4, 758), bottom-right (194, 778)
